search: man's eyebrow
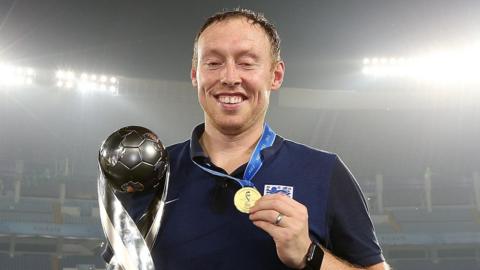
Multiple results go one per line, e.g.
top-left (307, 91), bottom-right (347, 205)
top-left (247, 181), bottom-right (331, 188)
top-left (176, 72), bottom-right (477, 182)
top-left (237, 51), bottom-right (260, 59)
top-left (199, 48), bottom-right (262, 60)
top-left (199, 48), bottom-right (223, 59)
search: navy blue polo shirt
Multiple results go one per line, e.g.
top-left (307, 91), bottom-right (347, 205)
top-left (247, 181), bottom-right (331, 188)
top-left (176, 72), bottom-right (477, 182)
top-left (103, 123), bottom-right (384, 269)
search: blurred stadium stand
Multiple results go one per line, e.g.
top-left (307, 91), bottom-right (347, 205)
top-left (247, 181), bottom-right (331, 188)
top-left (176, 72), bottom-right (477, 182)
top-left (0, 158), bottom-right (479, 270)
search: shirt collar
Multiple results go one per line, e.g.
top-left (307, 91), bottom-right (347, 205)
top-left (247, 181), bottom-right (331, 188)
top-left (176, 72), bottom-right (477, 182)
top-left (189, 123), bottom-right (284, 164)
top-left (190, 123), bottom-right (207, 161)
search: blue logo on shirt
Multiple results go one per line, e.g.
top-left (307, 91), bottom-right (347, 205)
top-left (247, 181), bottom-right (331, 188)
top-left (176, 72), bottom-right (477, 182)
top-left (264, 185), bottom-right (294, 198)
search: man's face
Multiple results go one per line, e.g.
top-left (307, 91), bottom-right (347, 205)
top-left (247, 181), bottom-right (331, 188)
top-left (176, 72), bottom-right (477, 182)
top-left (191, 17), bottom-right (284, 134)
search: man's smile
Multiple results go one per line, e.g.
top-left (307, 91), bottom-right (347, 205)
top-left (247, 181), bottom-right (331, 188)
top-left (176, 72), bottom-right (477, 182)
top-left (214, 93), bottom-right (247, 105)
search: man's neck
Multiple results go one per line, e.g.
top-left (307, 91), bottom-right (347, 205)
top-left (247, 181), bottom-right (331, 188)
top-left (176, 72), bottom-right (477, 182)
top-left (200, 122), bottom-right (264, 174)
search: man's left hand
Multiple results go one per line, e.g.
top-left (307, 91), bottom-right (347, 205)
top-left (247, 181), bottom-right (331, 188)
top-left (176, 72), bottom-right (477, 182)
top-left (249, 193), bottom-right (311, 269)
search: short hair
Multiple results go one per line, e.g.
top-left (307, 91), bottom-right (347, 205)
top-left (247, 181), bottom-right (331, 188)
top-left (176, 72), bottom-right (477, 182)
top-left (192, 8), bottom-right (281, 68)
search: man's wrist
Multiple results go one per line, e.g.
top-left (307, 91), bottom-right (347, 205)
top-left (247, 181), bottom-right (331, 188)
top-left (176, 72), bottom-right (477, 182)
top-left (301, 241), bottom-right (324, 270)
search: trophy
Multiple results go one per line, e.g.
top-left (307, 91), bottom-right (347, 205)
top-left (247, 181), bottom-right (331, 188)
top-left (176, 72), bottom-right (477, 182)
top-left (97, 126), bottom-right (169, 270)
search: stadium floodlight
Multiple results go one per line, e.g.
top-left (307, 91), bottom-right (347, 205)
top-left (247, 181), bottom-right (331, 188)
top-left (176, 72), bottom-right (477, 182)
top-left (56, 70), bottom-right (65, 79)
top-left (65, 81), bottom-right (74, 89)
top-left (55, 69), bottom-right (77, 90)
top-left (0, 63), bottom-right (36, 87)
top-left (55, 69), bottom-right (119, 95)
top-left (362, 43), bottom-right (480, 84)
top-left (66, 71), bottom-right (75, 79)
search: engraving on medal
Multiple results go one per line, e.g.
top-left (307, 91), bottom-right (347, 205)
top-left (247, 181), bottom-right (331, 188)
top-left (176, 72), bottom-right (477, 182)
top-left (234, 187), bottom-right (262, 213)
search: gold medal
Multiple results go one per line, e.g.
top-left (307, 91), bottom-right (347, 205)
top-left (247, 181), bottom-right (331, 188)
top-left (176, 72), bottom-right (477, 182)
top-left (234, 187), bottom-right (262, 213)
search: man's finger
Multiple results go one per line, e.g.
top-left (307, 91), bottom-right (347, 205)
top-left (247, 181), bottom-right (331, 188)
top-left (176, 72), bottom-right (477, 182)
top-left (249, 210), bottom-right (289, 228)
top-left (252, 220), bottom-right (284, 237)
top-left (250, 196), bottom-right (296, 216)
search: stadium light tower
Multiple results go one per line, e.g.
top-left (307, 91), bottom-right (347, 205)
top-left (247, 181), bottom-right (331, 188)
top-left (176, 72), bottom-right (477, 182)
top-left (55, 69), bottom-right (119, 95)
top-left (0, 63), bottom-right (36, 87)
top-left (362, 43), bottom-right (480, 84)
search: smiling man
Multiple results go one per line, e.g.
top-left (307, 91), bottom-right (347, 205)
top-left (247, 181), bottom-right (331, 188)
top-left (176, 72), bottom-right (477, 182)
top-left (103, 8), bottom-right (389, 270)
top-left (167, 8), bottom-right (388, 270)
top-left (166, 8), bottom-right (387, 269)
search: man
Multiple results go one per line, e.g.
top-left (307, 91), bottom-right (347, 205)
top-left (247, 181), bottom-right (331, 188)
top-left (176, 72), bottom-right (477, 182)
top-left (167, 8), bottom-right (388, 269)
top-left (104, 8), bottom-right (388, 270)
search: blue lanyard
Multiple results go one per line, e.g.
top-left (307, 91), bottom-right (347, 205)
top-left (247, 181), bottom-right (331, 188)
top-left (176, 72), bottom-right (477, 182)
top-left (192, 123), bottom-right (276, 188)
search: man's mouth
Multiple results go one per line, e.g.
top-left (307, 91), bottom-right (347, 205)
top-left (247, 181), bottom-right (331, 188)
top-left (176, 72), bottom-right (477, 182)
top-left (216, 94), bottom-right (246, 105)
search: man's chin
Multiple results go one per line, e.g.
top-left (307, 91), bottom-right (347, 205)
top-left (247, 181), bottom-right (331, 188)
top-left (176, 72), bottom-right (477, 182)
top-left (217, 123), bottom-right (245, 134)
top-left (211, 119), bottom-right (250, 134)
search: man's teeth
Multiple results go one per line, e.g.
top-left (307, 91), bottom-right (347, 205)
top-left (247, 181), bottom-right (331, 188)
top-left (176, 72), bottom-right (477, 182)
top-left (218, 96), bottom-right (243, 104)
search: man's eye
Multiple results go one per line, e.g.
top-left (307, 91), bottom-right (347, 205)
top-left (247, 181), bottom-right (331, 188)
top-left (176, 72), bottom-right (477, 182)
top-left (206, 62), bottom-right (221, 67)
top-left (239, 62), bottom-right (254, 68)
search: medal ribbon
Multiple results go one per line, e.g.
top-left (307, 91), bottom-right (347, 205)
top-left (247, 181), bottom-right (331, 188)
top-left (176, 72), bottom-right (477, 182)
top-left (192, 123), bottom-right (276, 188)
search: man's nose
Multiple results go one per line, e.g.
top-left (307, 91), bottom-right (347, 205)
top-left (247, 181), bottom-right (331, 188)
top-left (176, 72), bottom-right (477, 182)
top-left (220, 61), bottom-right (241, 87)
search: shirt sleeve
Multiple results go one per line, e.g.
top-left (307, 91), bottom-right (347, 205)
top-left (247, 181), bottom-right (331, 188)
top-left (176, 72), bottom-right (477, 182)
top-left (325, 156), bottom-right (385, 267)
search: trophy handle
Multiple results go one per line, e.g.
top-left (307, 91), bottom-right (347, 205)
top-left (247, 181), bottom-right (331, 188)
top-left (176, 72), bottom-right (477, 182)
top-left (136, 167), bottom-right (170, 239)
top-left (98, 173), bottom-right (155, 270)
top-left (106, 257), bottom-right (126, 270)
top-left (144, 167), bottom-right (170, 249)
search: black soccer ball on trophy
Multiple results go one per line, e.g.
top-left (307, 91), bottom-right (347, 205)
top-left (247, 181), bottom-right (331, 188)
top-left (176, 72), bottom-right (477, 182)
top-left (99, 126), bottom-right (168, 193)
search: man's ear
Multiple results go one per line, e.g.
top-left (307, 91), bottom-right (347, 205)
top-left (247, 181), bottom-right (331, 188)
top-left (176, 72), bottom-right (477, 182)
top-left (270, 61), bottom-right (285, 91)
top-left (191, 66), bottom-right (198, 87)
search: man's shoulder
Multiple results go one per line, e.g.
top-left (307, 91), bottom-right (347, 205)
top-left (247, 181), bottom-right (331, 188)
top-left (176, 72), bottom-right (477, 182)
top-left (166, 140), bottom-right (190, 152)
top-left (165, 140), bottom-right (190, 162)
top-left (279, 137), bottom-right (338, 161)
